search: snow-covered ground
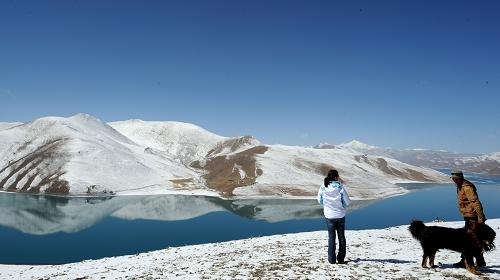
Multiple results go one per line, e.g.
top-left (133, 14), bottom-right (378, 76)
top-left (1, 219), bottom-right (499, 279)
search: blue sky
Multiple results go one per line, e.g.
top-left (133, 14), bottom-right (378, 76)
top-left (0, 0), bottom-right (499, 153)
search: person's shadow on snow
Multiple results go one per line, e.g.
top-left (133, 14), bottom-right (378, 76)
top-left (355, 258), bottom-right (413, 264)
top-left (478, 267), bottom-right (500, 275)
top-left (484, 265), bottom-right (500, 269)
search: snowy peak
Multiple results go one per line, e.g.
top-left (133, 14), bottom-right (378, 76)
top-left (69, 113), bottom-right (101, 122)
top-left (16, 114), bottom-right (135, 145)
top-left (109, 119), bottom-right (225, 148)
top-left (338, 140), bottom-right (379, 150)
top-left (109, 119), bottom-right (227, 164)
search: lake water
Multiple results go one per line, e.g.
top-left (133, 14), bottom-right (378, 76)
top-left (0, 173), bottom-right (499, 265)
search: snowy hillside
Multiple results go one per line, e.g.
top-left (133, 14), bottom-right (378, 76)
top-left (2, 218), bottom-right (499, 279)
top-left (109, 120), bottom-right (226, 165)
top-left (0, 114), bottom-right (199, 195)
top-left (234, 145), bottom-right (447, 199)
top-left (0, 122), bottom-right (22, 131)
top-left (0, 114), bottom-right (448, 199)
top-left (334, 140), bottom-right (500, 176)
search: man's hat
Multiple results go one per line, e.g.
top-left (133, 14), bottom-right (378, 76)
top-left (451, 169), bottom-right (464, 179)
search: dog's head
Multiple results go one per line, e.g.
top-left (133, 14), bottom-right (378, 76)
top-left (476, 223), bottom-right (496, 252)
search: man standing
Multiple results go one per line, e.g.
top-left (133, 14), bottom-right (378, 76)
top-left (451, 170), bottom-right (487, 268)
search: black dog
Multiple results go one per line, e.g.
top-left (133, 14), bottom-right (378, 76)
top-left (409, 220), bottom-right (496, 275)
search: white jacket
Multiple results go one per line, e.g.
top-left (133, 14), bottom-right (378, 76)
top-left (317, 181), bottom-right (351, 219)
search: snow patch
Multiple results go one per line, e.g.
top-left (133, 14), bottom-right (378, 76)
top-left (232, 164), bottom-right (246, 180)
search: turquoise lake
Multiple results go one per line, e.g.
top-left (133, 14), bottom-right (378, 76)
top-left (0, 172), bottom-right (498, 265)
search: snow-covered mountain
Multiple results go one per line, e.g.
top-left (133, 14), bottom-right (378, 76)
top-left (0, 122), bottom-right (23, 131)
top-left (109, 120), bottom-right (226, 165)
top-left (0, 114), bottom-right (448, 199)
top-left (332, 140), bottom-right (500, 176)
top-left (208, 144), bottom-right (446, 199)
top-left (0, 114), bottom-right (198, 195)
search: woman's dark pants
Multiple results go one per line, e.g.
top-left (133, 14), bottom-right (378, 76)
top-left (326, 217), bottom-right (346, 264)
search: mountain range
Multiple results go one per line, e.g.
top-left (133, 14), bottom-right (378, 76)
top-left (322, 140), bottom-right (500, 176)
top-left (0, 114), bottom-right (453, 199)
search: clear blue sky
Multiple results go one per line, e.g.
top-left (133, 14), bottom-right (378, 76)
top-left (1, 0), bottom-right (499, 153)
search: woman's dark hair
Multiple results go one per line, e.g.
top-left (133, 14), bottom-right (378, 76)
top-left (324, 169), bottom-right (339, 187)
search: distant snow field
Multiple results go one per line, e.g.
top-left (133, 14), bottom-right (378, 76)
top-left (1, 219), bottom-right (499, 279)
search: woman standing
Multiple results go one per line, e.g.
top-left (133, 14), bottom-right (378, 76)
top-left (318, 169), bottom-right (351, 264)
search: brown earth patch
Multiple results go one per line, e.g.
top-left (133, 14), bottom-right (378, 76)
top-left (373, 158), bottom-right (403, 176)
top-left (191, 146), bottom-right (268, 197)
top-left (356, 157), bottom-right (434, 181)
top-left (169, 178), bottom-right (194, 187)
top-left (403, 168), bottom-right (431, 181)
top-left (206, 136), bottom-right (256, 157)
top-left (372, 158), bottom-right (432, 181)
top-left (0, 138), bottom-right (71, 194)
top-left (317, 163), bottom-right (336, 176)
top-left (292, 160), bottom-right (335, 177)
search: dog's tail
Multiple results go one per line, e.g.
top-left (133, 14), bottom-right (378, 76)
top-left (409, 220), bottom-right (427, 241)
top-left (477, 223), bottom-right (496, 251)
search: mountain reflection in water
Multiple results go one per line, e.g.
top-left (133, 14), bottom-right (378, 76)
top-left (0, 192), bottom-right (375, 235)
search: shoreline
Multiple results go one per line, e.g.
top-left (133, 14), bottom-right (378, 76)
top-left (0, 179), bottom-right (448, 201)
